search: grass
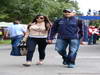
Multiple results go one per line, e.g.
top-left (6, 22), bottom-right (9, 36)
top-left (0, 40), bottom-right (11, 44)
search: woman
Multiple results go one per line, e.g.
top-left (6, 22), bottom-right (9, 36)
top-left (23, 15), bottom-right (52, 66)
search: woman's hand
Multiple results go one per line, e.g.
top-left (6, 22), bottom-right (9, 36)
top-left (46, 40), bottom-right (53, 44)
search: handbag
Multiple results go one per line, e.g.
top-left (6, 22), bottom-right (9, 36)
top-left (18, 41), bottom-right (27, 56)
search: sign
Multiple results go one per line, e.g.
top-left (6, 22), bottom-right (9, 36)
top-left (78, 16), bottom-right (100, 20)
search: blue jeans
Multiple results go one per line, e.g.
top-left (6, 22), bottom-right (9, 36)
top-left (10, 35), bottom-right (23, 56)
top-left (88, 35), bottom-right (93, 45)
top-left (93, 34), bottom-right (97, 44)
top-left (83, 25), bottom-right (88, 42)
top-left (55, 39), bottom-right (80, 64)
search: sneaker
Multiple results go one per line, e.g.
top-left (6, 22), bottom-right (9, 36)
top-left (68, 64), bottom-right (75, 68)
top-left (23, 61), bottom-right (32, 67)
top-left (63, 60), bottom-right (68, 65)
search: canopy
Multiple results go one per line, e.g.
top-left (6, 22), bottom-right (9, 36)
top-left (78, 16), bottom-right (100, 20)
top-left (0, 22), bottom-right (13, 27)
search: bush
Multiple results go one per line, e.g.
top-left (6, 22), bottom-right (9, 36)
top-left (0, 40), bottom-right (11, 44)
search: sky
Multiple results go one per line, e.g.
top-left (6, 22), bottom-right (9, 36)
top-left (77, 0), bottom-right (100, 15)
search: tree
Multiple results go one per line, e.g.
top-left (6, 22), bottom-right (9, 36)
top-left (0, 0), bottom-right (80, 23)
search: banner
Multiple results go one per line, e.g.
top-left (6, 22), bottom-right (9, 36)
top-left (78, 16), bottom-right (100, 20)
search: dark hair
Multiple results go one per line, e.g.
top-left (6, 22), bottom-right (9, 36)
top-left (30, 14), bottom-right (52, 31)
top-left (27, 24), bottom-right (31, 30)
top-left (13, 20), bottom-right (20, 24)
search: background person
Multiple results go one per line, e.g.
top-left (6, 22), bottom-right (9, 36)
top-left (5, 20), bottom-right (26, 56)
top-left (0, 27), bottom-right (3, 40)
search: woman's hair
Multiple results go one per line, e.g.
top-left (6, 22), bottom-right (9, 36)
top-left (29, 14), bottom-right (52, 31)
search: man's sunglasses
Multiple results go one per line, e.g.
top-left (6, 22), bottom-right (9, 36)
top-left (63, 10), bottom-right (71, 13)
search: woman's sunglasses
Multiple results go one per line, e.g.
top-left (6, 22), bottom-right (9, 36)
top-left (37, 17), bottom-right (44, 19)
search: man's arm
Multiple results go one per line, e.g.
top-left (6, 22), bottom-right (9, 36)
top-left (78, 19), bottom-right (84, 39)
top-left (47, 19), bottom-right (60, 40)
top-left (47, 19), bottom-right (60, 43)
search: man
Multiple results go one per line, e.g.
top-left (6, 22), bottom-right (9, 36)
top-left (0, 27), bottom-right (3, 40)
top-left (47, 9), bottom-right (83, 68)
top-left (5, 20), bottom-right (27, 56)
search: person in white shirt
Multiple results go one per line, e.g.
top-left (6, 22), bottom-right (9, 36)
top-left (6, 20), bottom-right (26, 56)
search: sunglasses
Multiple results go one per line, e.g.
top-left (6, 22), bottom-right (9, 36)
top-left (63, 10), bottom-right (71, 13)
top-left (37, 17), bottom-right (44, 19)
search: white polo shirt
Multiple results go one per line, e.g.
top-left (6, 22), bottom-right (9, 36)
top-left (7, 24), bottom-right (26, 37)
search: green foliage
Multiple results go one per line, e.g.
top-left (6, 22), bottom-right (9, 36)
top-left (0, 0), bottom-right (79, 23)
top-left (90, 20), bottom-right (100, 27)
top-left (0, 40), bottom-right (11, 44)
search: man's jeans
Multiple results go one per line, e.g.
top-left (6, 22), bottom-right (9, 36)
top-left (55, 39), bottom-right (80, 64)
top-left (88, 35), bottom-right (93, 45)
top-left (10, 35), bottom-right (23, 56)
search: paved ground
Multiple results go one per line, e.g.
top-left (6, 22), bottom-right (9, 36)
top-left (0, 42), bottom-right (100, 75)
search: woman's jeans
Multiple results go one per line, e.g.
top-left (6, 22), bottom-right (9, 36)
top-left (26, 37), bottom-right (47, 61)
top-left (11, 35), bottom-right (23, 56)
top-left (55, 39), bottom-right (80, 64)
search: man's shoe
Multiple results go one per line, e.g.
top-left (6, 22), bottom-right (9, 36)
top-left (23, 61), bottom-right (32, 67)
top-left (63, 60), bottom-right (68, 65)
top-left (68, 64), bottom-right (75, 68)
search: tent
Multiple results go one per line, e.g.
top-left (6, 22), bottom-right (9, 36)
top-left (78, 16), bottom-right (100, 20)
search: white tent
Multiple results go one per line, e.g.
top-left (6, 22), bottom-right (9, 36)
top-left (0, 22), bottom-right (27, 28)
top-left (0, 22), bottom-right (13, 27)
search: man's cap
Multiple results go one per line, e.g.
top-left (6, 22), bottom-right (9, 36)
top-left (63, 9), bottom-right (76, 13)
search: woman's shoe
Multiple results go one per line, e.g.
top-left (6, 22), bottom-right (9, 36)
top-left (23, 61), bottom-right (32, 67)
top-left (36, 61), bottom-right (43, 65)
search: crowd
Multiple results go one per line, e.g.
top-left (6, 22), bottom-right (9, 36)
top-left (3, 8), bottom-right (100, 68)
top-left (81, 25), bottom-right (100, 45)
top-left (88, 26), bottom-right (100, 45)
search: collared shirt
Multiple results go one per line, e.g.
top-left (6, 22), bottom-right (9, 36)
top-left (7, 24), bottom-right (26, 37)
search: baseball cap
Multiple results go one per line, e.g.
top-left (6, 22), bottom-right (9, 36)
top-left (63, 9), bottom-right (76, 13)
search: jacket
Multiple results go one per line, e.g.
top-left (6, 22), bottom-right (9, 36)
top-left (48, 16), bottom-right (83, 40)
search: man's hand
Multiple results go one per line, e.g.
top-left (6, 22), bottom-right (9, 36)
top-left (47, 40), bottom-right (53, 44)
